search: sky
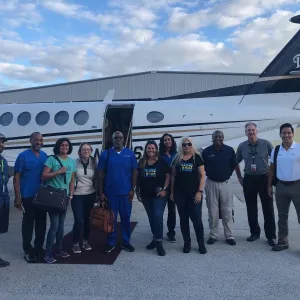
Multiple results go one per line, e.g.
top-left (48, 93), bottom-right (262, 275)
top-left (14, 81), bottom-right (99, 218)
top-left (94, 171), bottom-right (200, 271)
top-left (0, 0), bottom-right (299, 91)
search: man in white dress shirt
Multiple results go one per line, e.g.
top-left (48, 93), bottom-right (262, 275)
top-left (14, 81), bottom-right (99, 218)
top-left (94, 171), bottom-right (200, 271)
top-left (268, 123), bottom-right (300, 251)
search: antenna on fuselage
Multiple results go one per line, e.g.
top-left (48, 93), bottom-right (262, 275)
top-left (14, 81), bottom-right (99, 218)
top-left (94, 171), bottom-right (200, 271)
top-left (103, 89), bottom-right (115, 103)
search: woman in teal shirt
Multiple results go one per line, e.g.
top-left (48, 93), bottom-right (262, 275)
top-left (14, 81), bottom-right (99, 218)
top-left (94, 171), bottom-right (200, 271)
top-left (42, 138), bottom-right (76, 264)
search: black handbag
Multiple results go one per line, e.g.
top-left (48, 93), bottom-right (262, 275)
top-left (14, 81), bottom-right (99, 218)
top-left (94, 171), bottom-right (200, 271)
top-left (33, 155), bottom-right (69, 213)
top-left (0, 202), bottom-right (9, 234)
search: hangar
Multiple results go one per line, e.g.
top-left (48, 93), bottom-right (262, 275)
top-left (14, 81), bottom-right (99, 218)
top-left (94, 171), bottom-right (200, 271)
top-left (0, 70), bottom-right (259, 104)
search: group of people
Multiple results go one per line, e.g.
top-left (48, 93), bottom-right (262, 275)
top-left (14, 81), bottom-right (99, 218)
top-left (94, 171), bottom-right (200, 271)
top-left (0, 121), bottom-right (300, 266)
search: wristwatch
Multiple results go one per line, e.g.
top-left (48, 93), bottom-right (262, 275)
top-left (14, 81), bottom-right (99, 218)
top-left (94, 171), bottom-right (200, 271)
top-left (162, 187), bottom-right (167, 191)
top-left (198, 190), bottom-right (203, 193)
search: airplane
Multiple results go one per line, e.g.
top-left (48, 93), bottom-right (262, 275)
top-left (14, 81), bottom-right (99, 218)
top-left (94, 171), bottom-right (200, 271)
top-left (0, 15), bottom-right (300, 166)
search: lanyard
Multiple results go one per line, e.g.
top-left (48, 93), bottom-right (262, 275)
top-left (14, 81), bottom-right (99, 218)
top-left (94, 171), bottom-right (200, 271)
top-left (249, 144), bottom-right (257, 164)
top-left (0, 158), bottom-right (5, 191)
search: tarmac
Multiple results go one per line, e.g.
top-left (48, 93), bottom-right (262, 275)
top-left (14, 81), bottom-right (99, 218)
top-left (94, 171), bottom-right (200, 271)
top-left (1, 174), bottom-right (300, 300)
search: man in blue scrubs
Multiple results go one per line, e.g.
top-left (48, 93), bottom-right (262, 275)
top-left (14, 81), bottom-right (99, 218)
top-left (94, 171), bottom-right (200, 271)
top-left (14, 132), bottom-right (48, 262)
top-left (0, 134), bottom-right (10, 267)
top-left (98, 131), bottom-right (138, 253)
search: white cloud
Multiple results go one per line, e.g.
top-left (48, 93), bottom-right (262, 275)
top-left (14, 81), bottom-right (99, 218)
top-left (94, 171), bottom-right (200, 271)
top-left (0, 1), bottom-right (300, 90)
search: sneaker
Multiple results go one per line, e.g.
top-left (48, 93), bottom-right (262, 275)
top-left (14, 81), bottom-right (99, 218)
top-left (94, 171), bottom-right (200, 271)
top-left (24, 253), bottom-right (38, 263)
top-left (166, 232), bottom-right (176, 243)
top-left (103, 245), bottom-right (116, 254)
top-left (246, 234), bottom-right (260, 242)
top-left (267, 238), bottom-right (276, 246)
top-left (207, 237), bottom-right (217, 245)
top-left (121, 243), bottom-right (135, 252)
top-left (0, 258), bottom-right (10, 267)
top-left (156, 242), bottom-right (166, 256)
top-left (44, 255), bottom-right (57, 264)
top-left (146, 240), bottom-right (156, 250)
top-left (72, 243), bottom-right (81, 254)
top-left (82, 241), bottom-right (92, 251)
top-left (55, 251), bottom-right (70, 258)
top-left (183, 243), bottom-right (191, 253)
top-left (226, 239), bottom-right (236, 246)
top-left (272, 243), bottom-right (289, 251)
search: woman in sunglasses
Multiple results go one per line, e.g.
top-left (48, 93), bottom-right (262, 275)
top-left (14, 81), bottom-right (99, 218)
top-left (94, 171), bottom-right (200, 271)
top-left (137, 140), bottom-right (170, 256)
top-left (170, 137), bottom-right (206, 254)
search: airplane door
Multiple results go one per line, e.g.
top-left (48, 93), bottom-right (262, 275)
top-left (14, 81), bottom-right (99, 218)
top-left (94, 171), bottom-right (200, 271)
top-left (102, 104), bottom-right (134, 150)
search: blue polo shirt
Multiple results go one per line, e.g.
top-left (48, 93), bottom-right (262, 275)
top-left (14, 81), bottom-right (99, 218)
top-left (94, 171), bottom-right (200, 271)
top-left (202, 144), bottom-right (236, 182)
top-left (97, 147), bottom-right (138, 196)
top-left (14, 149), bottom-right (48, 198)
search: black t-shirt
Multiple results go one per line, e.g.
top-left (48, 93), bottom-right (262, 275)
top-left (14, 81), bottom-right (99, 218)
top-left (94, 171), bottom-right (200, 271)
top-left (138, 157), bottom-right (170, 198)
top-left (173, 154), bottom-right (204, 193)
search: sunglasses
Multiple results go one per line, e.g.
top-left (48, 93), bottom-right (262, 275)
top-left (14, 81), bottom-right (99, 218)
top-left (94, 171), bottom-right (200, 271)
top-left (182, 143), bottom-right (192, 147)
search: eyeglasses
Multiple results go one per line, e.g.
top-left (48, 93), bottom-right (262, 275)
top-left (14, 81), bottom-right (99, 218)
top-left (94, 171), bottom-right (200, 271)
top-left (182, 143), bottom-right (192, 147)
top-left (114, 136), bottom-right (123, 140)
top-left (81, 148), bottom-right (91, 152)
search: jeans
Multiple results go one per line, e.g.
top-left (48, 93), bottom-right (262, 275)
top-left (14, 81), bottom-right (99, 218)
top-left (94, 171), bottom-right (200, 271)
top-left (107, 194), bottom-right (132, 246)
top-left (167, 197), bottom-right (176, 237)
top-left (22, 197), bottom-right (47, 254)
top-left (243, 174), bottom-right (276, 239)
top-left (142, 196), bottom-right (167, 241)
top-left (174, 190), bottom-right (204, 244)
top-left (45, 211), bottom-right (67, 255)
top-left (71, 193), bottom-right (95, 243)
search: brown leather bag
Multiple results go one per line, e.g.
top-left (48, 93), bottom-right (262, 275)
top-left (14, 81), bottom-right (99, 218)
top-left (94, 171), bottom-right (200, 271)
top-left (90, 200), bottom-right (115, 234)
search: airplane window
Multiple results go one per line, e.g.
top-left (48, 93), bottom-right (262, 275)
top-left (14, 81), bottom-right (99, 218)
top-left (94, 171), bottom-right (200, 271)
top-left (147, 111), bottom-right (164, 123)
top-left (36, 111), bottom-right (50, 126)
top-left (0, 112), bottom-right (13, 126)
top-left (74, 110), bottom-right (89, 125)
top-left (54, 111), bottom-right (69, 126)
top-left (17, 112), bottom-right (31, 126)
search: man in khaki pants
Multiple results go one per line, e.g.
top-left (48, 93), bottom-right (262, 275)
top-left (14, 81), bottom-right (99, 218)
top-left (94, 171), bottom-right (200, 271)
top-left (202, 131), bottom-right (237, 245)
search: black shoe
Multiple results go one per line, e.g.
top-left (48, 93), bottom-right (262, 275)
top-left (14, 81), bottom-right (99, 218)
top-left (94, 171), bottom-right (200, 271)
top-left (103, 245), bottom-right (116, 254)
top-left (272, 243), bottom-right (289, 251)
top-left (267, 239), bottom-right (276, 246)
top-left (121, 243), bottom-right (135, 252)
top-left (183, 243), bottom-right (191, 253)
top-left (0, 258), bottom-right (10, 267)
top-left (198, 240), bottom-right (207, 254)
top-left (166, 232), bottom-right (176, 243)
top-left (207, 237), bottom-right (217, 245)
top-left (156, 242), bottom-right (166, 256)
top-left (226, 239), bottom-right (236, 246)
top-left (24, 253), bottom-right (38, 263)
top-left (246, 234), bottom-right (260, 242)
top-left (146, 240), bottom-right (156, 250)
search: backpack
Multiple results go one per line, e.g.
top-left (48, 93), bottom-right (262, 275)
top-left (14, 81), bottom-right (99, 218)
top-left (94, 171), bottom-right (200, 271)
top-left (272, 145), bottom-right (280, 187)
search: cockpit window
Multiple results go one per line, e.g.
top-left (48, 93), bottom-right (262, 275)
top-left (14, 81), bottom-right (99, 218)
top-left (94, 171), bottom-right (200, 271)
top-left (74, 110), bottom-right (89, 125)
top-left (17, 112), bottom-right (31, 126)
top-left (0, 112), bottom-right (13, 126)
top-left (36, 111), bottom-right (50, 126)
top-left (54, 111), bottom-right (69, 126)
top-left (147, 111), bottom-right (164, 123)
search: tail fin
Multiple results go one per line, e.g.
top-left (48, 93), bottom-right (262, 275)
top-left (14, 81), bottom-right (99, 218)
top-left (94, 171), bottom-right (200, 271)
top-left (242, 27), bottom-right (300, 96)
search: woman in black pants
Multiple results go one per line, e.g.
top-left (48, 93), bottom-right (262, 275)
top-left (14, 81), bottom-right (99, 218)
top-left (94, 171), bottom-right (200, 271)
top-left (170, 137), bottom-right (206, 254)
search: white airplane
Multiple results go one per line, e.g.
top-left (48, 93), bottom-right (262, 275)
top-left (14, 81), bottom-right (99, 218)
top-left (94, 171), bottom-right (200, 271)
top-left (1, 15), bottom-right (300, 165)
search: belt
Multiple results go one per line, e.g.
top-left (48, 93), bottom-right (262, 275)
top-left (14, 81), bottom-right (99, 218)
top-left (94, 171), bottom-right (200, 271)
top-left (278, 179), bottom-right (300, 186)
top-left (208, 178), bottom-right (228, 183)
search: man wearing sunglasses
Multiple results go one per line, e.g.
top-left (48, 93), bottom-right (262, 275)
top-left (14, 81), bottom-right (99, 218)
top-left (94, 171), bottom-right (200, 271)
top-left (236, 122), bottom-right (276, 246)
top-left (202, 131), bottom-right (237, 246)
top-left (97, 131), bottom-right (138, 254)
top-left (0, 134), bottom-right (10, 267)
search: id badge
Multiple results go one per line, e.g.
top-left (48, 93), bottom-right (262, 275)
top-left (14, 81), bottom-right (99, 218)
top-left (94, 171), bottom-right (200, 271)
top-left (251, 164), bottom-right (257, 172)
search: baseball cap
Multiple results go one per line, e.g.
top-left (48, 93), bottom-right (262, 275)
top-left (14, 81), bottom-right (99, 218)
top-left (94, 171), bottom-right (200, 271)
top-left (0, 134), bottom-right (7, 142)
